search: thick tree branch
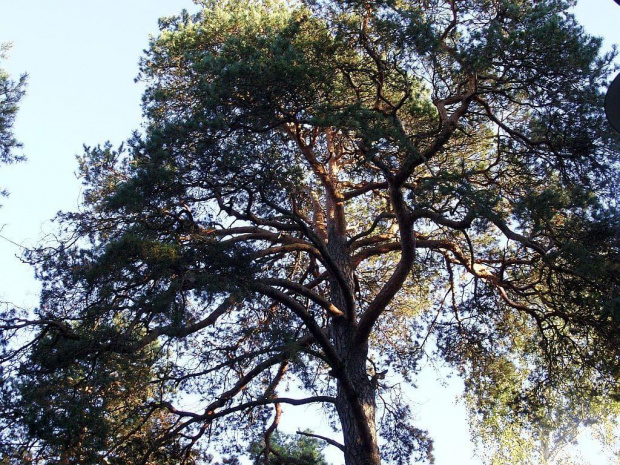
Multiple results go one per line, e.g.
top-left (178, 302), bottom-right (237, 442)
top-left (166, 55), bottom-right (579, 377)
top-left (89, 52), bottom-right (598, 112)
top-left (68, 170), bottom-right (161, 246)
top-left (135, 296), bottom-right (237, 349)
top-left (357, 184), bottom-right (415, 344)
top-left (260, 278), bottom-right (345, 317)
top-left (249, 282), bottom-right (343, 369)
top-left (410, 208), bottom-right (476, 230)
top-left (207, 396), bottom-right (337, 419)
top-left (343, 182), bottom-right (388, 200)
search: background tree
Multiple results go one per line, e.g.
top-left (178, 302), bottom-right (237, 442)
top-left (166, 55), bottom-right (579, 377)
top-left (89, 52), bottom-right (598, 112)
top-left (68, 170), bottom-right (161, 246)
top-left (248, 430), bottom-right (330, 465)
top-left (464, 347), bottom-right (620, 464)
top-left (1, 0), bottom-right (619, 464)
top-left (0, 42), bottom-right (26, 198)
top-left (0, 327), bottom-right (197, 464)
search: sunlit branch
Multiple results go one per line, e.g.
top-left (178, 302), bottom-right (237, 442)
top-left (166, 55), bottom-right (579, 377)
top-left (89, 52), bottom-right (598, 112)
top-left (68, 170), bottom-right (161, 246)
top-left (259, 189), bottom-right (357, 317)
top-left (260, 278), bottom-right (345, 317)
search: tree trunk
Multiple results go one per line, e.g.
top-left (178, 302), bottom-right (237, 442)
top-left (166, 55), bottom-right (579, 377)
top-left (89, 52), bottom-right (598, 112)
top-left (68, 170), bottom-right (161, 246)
top-left (327, 230), bottom-right (381, 465)
top-left (332, 320), bottom-right (381, 465)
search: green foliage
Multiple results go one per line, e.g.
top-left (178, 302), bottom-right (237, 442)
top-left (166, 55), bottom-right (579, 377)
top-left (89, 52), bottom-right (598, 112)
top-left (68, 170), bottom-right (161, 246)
top-left (0, 43), bottom-right (26, 198)
top-left (248, 431), bottom-right (329, 465)
top-left (0, 325), bottom-right (194, 464)
top-left (1, 1), bottom-right (619, 464)
top-left (462, 341), bottom-right (620, 464)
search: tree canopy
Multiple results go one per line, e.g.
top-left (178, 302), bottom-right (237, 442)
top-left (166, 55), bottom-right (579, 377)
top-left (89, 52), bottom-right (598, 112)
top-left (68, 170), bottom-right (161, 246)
top-left (1, 0), bottom-right (619, 464)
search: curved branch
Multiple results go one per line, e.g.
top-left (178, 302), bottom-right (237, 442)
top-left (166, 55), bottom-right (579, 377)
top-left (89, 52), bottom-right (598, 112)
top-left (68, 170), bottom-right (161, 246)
top-left (343, 182), bottom-right (388, 200)
top-left (296, 430), bottom-right (345, 452)
top-left (214, 193), bottom-right (302, 233)
top-left (410, 208), bottom-right (476, 230)
top-left (135, 296), bottom-right (237, 350)
top-left (283, 123), bottom-right (339, 201)
top-left (347, 213), bottom-right (395, 247)
top-left (352, 241), bottom-right (401, 267)
top-left (357, 184), bottom-right (415, 344)
top-left (260, 278), bottom-right (345, 317)
top-left (474, 95), bottom-right (547, 148)
top-left (249, 282), bottom-right (343, 369)
top-left (394, 81), bottom-right (476, 186)
top-left (487, 216), bottom-right (547, 256)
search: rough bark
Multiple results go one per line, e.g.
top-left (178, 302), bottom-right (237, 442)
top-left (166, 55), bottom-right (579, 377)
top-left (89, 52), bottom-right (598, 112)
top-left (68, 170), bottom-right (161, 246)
top-left (331, 320), bottom-right (381, 465)
top-left (326, 199), bottom-right (381, 465)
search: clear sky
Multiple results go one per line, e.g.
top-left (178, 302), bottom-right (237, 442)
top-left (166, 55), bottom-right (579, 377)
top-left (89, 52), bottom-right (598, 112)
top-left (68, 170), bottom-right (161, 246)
top-left (1, 1), bottom-right (619, 464)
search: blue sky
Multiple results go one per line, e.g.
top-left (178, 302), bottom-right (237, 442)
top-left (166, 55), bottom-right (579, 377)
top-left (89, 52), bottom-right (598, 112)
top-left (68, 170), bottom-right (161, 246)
top-left (1, 1), bottom-right (619, 464)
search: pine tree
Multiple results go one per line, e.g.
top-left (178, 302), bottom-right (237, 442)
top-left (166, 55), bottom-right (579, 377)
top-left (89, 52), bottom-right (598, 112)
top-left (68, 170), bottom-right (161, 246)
top-left (1, 1), bottom-right (619, 464)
